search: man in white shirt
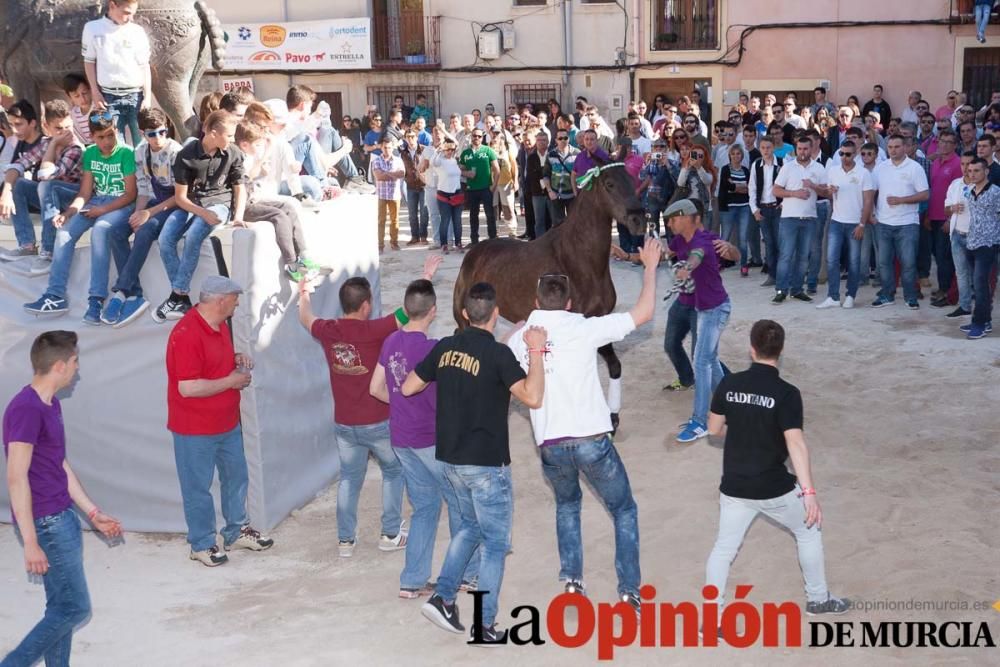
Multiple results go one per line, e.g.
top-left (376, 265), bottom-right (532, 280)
top-left (625, 114), bottom-right (651, 156)
top-left (817, 141), bottom-right (875, 309)
top-left (771, 136), bottom-right (829, 303)
top-left (871, 135), bottom-right (930, 309)
top-left (901, 91), bottom-right (922, 125)
top-left (784, 98), bottom-right (807, 130)
top-left (506, 237), bottom-right (662, 614)
top-left (943, 151), bottom-right (976, 318)
top-left (81, 0), bottom-right (151, 146)
top-left (749, 136), bottom-right (784, 288)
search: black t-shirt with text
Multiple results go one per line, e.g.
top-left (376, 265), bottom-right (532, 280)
top-left (415, 327), bottom-right (526, 467)
top-left (710, 363), bottom-right (802, 499)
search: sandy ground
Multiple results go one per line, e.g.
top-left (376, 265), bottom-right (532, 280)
top-left (1, 211), bottom-right (999, 666)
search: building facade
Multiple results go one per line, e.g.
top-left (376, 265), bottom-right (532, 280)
top-left (203, 0), bottom-right (999, 124)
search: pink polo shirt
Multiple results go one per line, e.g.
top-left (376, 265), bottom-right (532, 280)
top-left (928, 153), bottom-right (963, 221)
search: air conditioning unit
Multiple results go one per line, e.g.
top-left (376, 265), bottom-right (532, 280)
top-left (479, 31), bottom-right (501, 60)
top-left (500, 24), bottom-right (515, 51)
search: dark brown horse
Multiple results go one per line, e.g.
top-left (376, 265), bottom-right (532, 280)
top-left (453, 162), bottom-right (646, 431)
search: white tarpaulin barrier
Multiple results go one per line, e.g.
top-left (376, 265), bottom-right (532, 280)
top-left (0, 195), bottom-right (378, 532)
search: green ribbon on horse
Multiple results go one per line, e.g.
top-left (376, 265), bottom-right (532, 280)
top-left (575, 162), bottom-right (625, 190)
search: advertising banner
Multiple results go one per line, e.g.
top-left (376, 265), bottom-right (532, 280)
top-left (223, 18), bottom-right (372, 70)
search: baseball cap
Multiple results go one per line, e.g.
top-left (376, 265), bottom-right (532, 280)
top-left (664, 198), bottom-right (699, 219)
top-left (263, 99), bottom-right (289, 124)
top-left (201, 275), bottom-right (244, 296)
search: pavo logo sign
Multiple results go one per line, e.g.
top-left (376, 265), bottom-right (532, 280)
top-left (260, 25), bottom-right (287, 48)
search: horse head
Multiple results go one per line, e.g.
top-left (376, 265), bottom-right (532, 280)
top-left (574, 162), bottom-right (647, 236)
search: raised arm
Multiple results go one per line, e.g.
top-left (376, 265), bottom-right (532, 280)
top-left (629, 237), bottom-right (663, 327)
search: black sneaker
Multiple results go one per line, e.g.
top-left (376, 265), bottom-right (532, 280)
top-left (771, 291), bottom-right (787, 305)
top-left (806, 595), bottom-right (850, 616)
top-left (621, 591), bottom-right (641, 617)
top-left (421, 594), bottom-right (465, 634)
top-left (946, 306), bottom-right (970, 318)
top-left (791, 292), bottom-right (813, 303)
top-left (564, 579), bottom-right (586, 596)
top-left (469, 624), bottom-right (508, 646)
top-left (152, 296), bottom-right (190, 323)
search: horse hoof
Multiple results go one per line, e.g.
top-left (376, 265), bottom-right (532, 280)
top-left (610, 413), bottom-right (620, 435)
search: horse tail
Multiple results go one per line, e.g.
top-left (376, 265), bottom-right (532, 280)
top-left (195, 0), bottom-right (227, 71)
top-left (452, 262), bottom-right (470, 331)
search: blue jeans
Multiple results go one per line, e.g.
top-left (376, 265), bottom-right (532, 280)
top-left (278, 177), bottom-right (324, 202)
top-left (951, 232), bottom-right (973, 311)
top-left (664, 299), bottom-right (697, 387)
top-left (5, 510), bottom-right (91, 667)
top-left (826, 220), bottom-right (861, 299)
top-left (467, 187), bottom-right (497, 242)
top-left (335, 420), bottom-right (404, 542)
top-left (406, 188), bottom-right (429, 239)
top-left (317, 126), bottom-right (360, 179)
top-left (46, 195), bottom-right (134, 300)
top-left (112, 204), bottom-right (189, 297)
top-left (172, 424), bottom-right (249, 552)
top-left (290, 133), bottom-right (328, 181)
top-left (877, 223), bottom-right (919, 302)
top-left (436, 464), bottom-right (513, 628)
top-left (976, 3), bottom-right (992, 37)
top-left (540, 435), bottom-right (640, 597)
top-left (436, 194), bottom-right (463, 246)
top-left (807, 201), bottom-right (829, 290)
top-left (969, 244), bottom-right (998, 326)
top-left (860, 222), bottom-right (880, 280)
top-left (427, 190), bottom-right (442, 240)
top-left (757, 206), bottom-right (781, 279)
top-left (720, 206), bottom-right (751, 268)
top-left (532, 195), bottom-right (551, 237)
top-left (548, 197), bottom-right (572, 227)
top-left (103, 90), bottom-right (143, 146)
top-left (692, 299), bottom-right (731, 426)
top-left (10, 178), bottom-right (41, 250)
top-left (160, 203), bottom-right (229, 294)
top-left (395, 446), bottom-right (478, 589)
top-left (776, 217), bottom-right (817, 295)
top-left (10, 179), bottom-right (77, 253)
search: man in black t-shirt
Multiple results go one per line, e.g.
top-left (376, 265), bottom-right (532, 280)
top-left (705, 320), bottom-right (847, 619)
top-left (403, 282), bottom-right (547, 645)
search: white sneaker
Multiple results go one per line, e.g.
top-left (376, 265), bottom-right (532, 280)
top-left (338, 538), bottom-right (356, 558)
top-left (842, 296), bottom-right (855, 309)
top-left (816, 297), bottom-right (839, 309)
top-left (28, 253), bottom-right (53, 276)
top-left (379, 520), bottom-right (408, 552)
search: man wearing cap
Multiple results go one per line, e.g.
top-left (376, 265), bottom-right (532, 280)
top-left (166, 275), bottom-right (274, 567)
top-left (665, 199), bottom-right (733, 443)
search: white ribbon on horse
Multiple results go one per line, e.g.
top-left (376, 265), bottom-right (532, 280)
top-left (575, 162), bottom-right (625, 190)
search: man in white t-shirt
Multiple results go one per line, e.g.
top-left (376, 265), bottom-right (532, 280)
top-left (870, 135), bottom-right (930, 309)
top-left (506, 237), bottom-right (662, 615)
top-left (771, 136), bottom-right (829, 304)
top-left (817, 140), bottom-right (875, 309)
top-left (81, 0), bottom-right (151, 146)
top-left (943, 151), bottom-right (976, 318)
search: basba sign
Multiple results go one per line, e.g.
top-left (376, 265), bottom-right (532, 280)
top-left (460, 585), bottom-right (999, 659)
top-left (223, 18), bottom-right (371, 71)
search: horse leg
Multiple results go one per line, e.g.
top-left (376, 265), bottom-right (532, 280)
top-left (598, 343), bottom-right (622, 434)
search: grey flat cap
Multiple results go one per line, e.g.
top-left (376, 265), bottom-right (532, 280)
top-left (201, 275), bottom-right (244, 295)
top-left (663, 198), bottom-right (699, 219)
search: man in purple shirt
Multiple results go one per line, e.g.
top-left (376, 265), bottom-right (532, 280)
top-left (665, 199), bottom-right (734, 443)
top-left (3, 330), bottom-right (123, 665)
top-left (369, 279), bottom-right (478, 599)
top-left (572, 129), bottom-right (612, 193)
top-left (927, 131), bottom-right (962, 307)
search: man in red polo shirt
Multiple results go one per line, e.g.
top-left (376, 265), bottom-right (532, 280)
top-left (298, 255), bottom-right (441, 558)
top-left (166, 275), bottom-right (273, 567)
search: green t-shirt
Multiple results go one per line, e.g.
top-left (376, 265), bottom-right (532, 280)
top-left (459, 145), bottom-right (498, 190)
top-left (82, 144), bottom-right (136, 197)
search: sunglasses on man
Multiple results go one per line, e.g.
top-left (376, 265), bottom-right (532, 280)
top-left (144, 128), bottom-right (169, 138)
top-left (89, 110), bottom-right (118, 123)
top-left (838, 151), bottom-right (854, 158)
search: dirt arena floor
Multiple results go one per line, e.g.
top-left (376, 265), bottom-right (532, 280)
top-left (1, 215), bottom-right (998, 665)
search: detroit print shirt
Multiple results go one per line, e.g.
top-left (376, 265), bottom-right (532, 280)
top-left (82, 143), bottom-right (135, 197)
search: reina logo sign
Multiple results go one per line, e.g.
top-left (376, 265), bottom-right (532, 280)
top-left (259, 25), bottom-right (287, 48)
